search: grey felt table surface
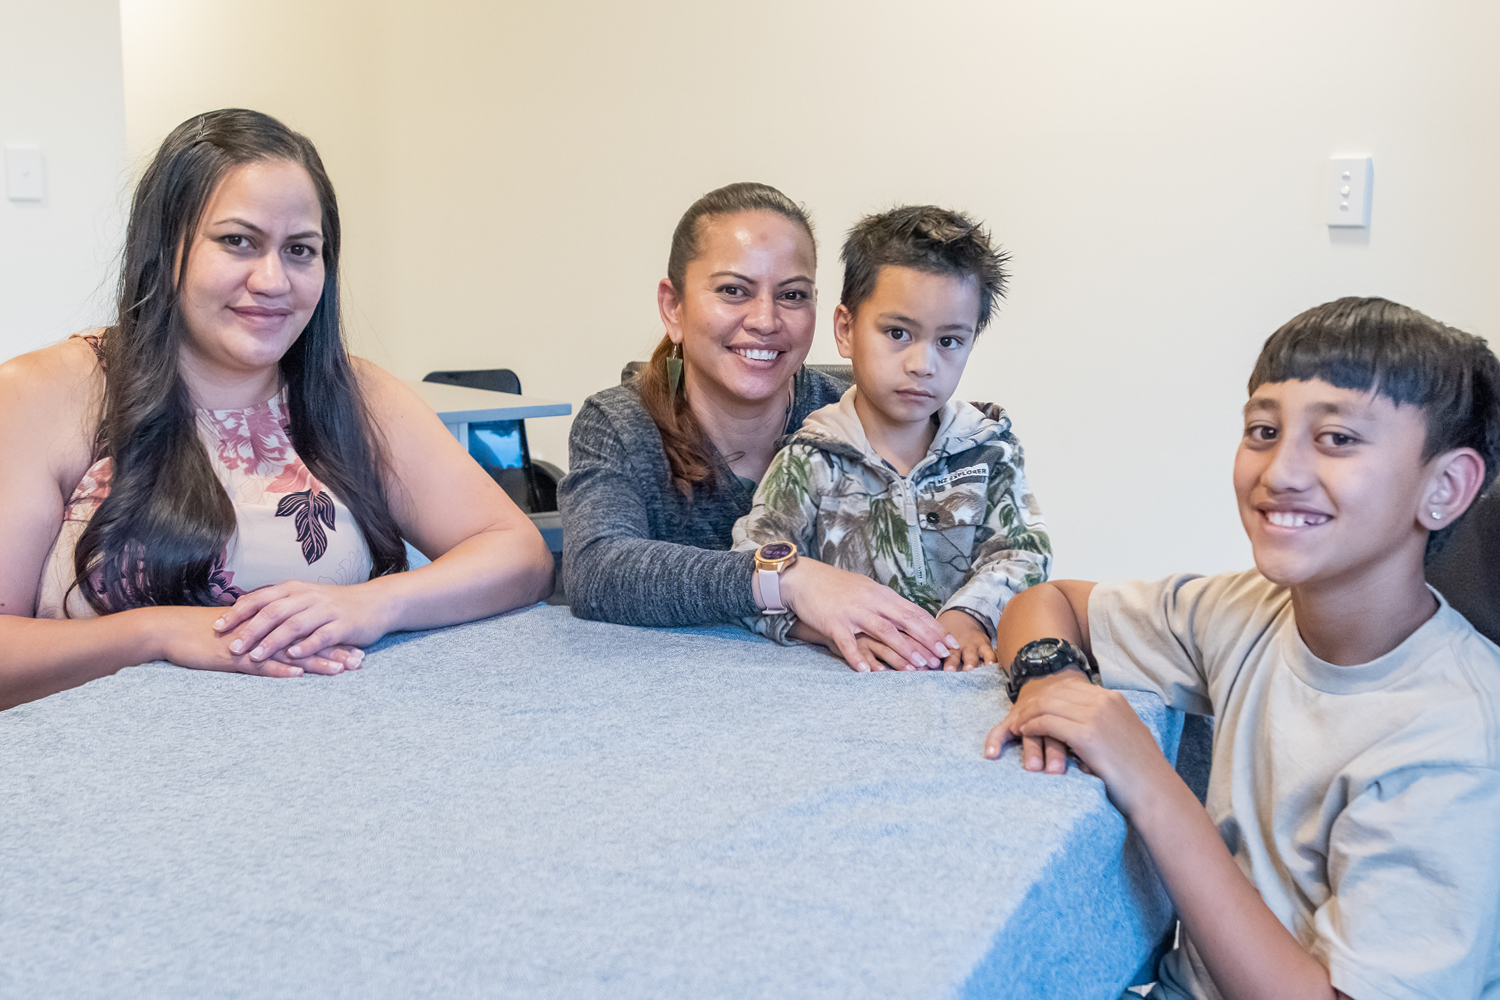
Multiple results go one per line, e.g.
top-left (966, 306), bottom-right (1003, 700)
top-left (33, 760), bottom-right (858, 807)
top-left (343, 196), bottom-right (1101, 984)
top-left (0, 604), bottom-right (1178, 1000)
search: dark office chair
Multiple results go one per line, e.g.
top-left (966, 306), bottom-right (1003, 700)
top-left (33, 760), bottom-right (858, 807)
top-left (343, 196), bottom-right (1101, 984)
top-left (1427, 490), bottom-right (1500, 644)
top-left (619, 361), bottom-right (854, 385)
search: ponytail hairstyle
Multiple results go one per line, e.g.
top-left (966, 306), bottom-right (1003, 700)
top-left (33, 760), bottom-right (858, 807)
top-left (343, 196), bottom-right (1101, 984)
top-left (72, 108), bottom-right (407, 614)
top-left (637, 182), bottom-right (816, 494)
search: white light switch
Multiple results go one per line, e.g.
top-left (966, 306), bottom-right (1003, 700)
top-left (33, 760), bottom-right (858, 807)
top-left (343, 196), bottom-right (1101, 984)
top-left (1326, 156), bottom-right (1372, 228)
top-left (6, 145), bottom-right (45, 202)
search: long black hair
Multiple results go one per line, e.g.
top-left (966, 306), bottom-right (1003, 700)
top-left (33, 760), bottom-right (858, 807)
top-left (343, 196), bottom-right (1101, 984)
top-left (73, 108), bottom-right (407, 614)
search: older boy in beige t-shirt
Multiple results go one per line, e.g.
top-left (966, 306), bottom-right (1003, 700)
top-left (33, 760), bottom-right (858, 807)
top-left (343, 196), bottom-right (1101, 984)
top-left (985, 298), bottom-right (1500, 1000)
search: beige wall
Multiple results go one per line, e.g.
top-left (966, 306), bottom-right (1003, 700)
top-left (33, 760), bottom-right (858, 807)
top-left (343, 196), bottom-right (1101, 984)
top-left (119, 0), bottom-right (1500, 581)
top-left (0, 0), bottom-right (127, 359)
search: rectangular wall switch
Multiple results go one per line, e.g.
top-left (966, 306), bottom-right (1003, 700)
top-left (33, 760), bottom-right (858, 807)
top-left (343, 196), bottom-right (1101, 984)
top-left (1326, 156), bottom-right (1372, 227)
top-left (5, 145), bottom-right (45, 202)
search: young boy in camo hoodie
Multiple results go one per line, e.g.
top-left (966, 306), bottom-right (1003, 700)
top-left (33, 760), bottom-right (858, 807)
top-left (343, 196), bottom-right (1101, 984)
top-left (732, 206), bottom-right (1050, 672)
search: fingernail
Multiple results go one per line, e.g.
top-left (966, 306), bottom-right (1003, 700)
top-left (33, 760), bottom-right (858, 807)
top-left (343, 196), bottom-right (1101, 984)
top-left (1027, 756), bottom-right (1039, 771)
top-left (856, 661), bottom-right (869, 673)
top-left (288, 666), bottom-right (303, 677)
top-left (946, 635), bottom-right (958, 647)
top-left (933, 643), bottom-right (948, 657)
top-left (349, 650), bottom-right (364, 666)
top-left (288, 645), bottom-right (302, 657)
top-left (213, 618), bottom-right (225, 630)
top-left (230, 639), bottom-right (244, 653)
top-left (250, 646), bottom-right (265, 661)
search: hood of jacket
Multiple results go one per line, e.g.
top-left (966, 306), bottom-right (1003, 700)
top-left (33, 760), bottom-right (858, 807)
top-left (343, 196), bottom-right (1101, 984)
top-left (790, 386), bottom-right (1012, 473)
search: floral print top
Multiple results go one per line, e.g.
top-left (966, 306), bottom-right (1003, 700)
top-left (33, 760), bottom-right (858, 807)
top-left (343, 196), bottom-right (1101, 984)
top-left (36, 389), bottom-right (374, 619)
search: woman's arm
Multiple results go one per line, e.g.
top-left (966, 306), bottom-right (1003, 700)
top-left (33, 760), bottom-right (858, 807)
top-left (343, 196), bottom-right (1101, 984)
top-left (214, 362), bottom-right (553, 660)
top-left (0, 342), bottom-right (348, 710)
top-left (0, 343), bottom-right (180, 708)
top-left (560, 395), bottom-right (765, 626)
top-left (560, 392), bottom-right (952, 664)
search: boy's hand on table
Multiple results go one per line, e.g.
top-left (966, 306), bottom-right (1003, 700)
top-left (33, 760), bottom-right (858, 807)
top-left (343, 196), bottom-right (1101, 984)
top-left (937, 610), bottom-right (995, 671)
top-left (983, 669), bottom-right (1173, 817)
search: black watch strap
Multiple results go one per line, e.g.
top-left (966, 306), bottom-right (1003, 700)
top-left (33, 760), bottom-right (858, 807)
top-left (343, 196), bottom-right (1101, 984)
top-left (1005, 638), bottom-right (1095, 702)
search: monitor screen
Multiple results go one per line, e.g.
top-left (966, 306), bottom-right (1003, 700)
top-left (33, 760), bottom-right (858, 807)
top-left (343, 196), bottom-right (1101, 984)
top-left (468, 419), bottom-right (525, 473)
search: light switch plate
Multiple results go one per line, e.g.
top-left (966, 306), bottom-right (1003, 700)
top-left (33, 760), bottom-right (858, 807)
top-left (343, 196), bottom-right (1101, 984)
top-left (1326, 156), bottom-right (1372, 228)
top-left (6, 145), bottom-right (45, 202)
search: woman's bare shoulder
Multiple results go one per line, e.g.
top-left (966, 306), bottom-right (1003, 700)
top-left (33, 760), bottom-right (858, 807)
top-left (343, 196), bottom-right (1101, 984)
top-left (348, 356), bottom-right (430, 420)
top-left (0, 334), bottom-right (104, 424)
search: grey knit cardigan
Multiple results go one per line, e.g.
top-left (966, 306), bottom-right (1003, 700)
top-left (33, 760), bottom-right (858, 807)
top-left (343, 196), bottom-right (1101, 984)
top-left (559, 367), bottom-right (848, 626)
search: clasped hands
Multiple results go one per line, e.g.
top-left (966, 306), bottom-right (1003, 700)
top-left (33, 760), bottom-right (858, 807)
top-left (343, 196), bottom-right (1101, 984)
top-left (162, 580), bottom-right (388, 679)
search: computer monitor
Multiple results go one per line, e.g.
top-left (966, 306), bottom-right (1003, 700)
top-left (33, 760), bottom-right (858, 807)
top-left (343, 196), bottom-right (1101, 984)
top-left (467, 419), bottom-right (539, 511)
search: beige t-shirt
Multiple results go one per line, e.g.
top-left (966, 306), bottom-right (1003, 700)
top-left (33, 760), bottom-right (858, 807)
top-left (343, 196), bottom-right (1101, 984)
top-left (1091, 570), bottom-right (1500, 1000)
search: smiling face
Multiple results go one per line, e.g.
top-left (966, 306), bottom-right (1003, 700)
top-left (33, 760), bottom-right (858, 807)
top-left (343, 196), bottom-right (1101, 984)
top-left (833, 265), bottom-right (980, 435)
top-left (1234, 378), bottom-right (1441, 593)
top-left (176, 159), bottom-right (326, 403)
top-left (659, 211), bottom-right (816, 411)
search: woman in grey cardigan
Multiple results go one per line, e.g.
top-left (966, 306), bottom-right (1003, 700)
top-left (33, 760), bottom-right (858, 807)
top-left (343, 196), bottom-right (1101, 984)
top-left (559, 183), bottom-right (956, 671)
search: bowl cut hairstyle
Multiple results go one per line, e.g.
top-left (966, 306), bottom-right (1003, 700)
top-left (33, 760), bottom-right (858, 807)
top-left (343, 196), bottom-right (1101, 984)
top-left (1250, 296), bottom-right (1500, 551)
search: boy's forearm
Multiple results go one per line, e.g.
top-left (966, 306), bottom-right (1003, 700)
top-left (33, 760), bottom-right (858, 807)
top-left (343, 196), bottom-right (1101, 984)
top-left (1128, 767), bottom-right (1344, 1000)
top-left (993, 580), bottom-right (1096, 667)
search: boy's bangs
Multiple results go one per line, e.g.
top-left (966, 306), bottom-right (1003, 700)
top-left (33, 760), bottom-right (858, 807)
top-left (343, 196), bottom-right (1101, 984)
top-left (1250, 298), bottom-right (1488, 434)
top-left (1250, 318), bottom-right (1467, 414)
top-left (1249, 297), bottom-right (1500, 552)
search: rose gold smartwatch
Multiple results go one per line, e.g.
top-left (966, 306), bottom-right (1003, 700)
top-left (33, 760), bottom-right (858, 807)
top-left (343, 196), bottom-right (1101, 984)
top-left (753, 541), bottom-right (799, 615)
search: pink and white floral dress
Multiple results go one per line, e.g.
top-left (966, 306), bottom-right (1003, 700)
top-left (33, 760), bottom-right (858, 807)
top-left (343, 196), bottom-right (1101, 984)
top-left (36, 390), bottom-right (374, 619)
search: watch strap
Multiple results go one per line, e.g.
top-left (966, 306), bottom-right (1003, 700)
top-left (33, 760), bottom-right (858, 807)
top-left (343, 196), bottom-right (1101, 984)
top-left (759, 566), bottom-right (788, 615)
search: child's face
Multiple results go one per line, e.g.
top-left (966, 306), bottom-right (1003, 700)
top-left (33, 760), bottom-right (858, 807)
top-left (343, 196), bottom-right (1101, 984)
top-left (1234, 378), bottom-right (1436, 591)
top-left (833, 266), bottom-right (980, 430)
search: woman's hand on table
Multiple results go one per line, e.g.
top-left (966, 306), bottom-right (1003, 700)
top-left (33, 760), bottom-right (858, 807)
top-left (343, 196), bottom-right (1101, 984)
top-left (784, 620), bottom-right (917, 671)
top-left (776, 559), bottom-right (956, 672)
top-left (788, 607), bottom-right (994, 672)
top-left (210, 581), bottom-right (392, 669)
top-left (155, 605), bottom-right (362, 677)
top-left (937, 610), bottom-right (996, 671)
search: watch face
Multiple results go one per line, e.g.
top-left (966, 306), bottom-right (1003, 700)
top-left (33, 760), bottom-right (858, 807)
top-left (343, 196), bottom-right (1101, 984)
top-left (759, 542), bottom-right (795, 561)
top-left (1022, 638), bottom-right (1063, 665)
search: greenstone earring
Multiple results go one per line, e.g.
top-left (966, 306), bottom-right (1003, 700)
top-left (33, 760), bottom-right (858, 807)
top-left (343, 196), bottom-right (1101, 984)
top-left (667, 343), bottom-right (684, 395)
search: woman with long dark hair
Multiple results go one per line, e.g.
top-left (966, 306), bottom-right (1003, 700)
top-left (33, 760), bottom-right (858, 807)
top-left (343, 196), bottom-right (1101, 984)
top-left (560, 182), bottom-right (955, 669)
top-left (0, 109), bottom-right (553, 709)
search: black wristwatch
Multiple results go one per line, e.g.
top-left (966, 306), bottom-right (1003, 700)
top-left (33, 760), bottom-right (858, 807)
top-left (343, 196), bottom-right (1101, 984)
top-left (1005, 638), bottom-right (1097, 702)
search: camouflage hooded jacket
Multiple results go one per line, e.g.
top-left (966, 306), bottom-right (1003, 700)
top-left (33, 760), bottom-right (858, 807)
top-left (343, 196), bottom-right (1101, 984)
top-left (732, 387), bottom-right (1051, 643)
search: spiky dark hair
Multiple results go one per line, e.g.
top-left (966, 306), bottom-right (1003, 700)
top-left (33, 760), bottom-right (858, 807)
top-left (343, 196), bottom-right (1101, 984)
top-left (839, 205), bottom-right (1010, 331)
